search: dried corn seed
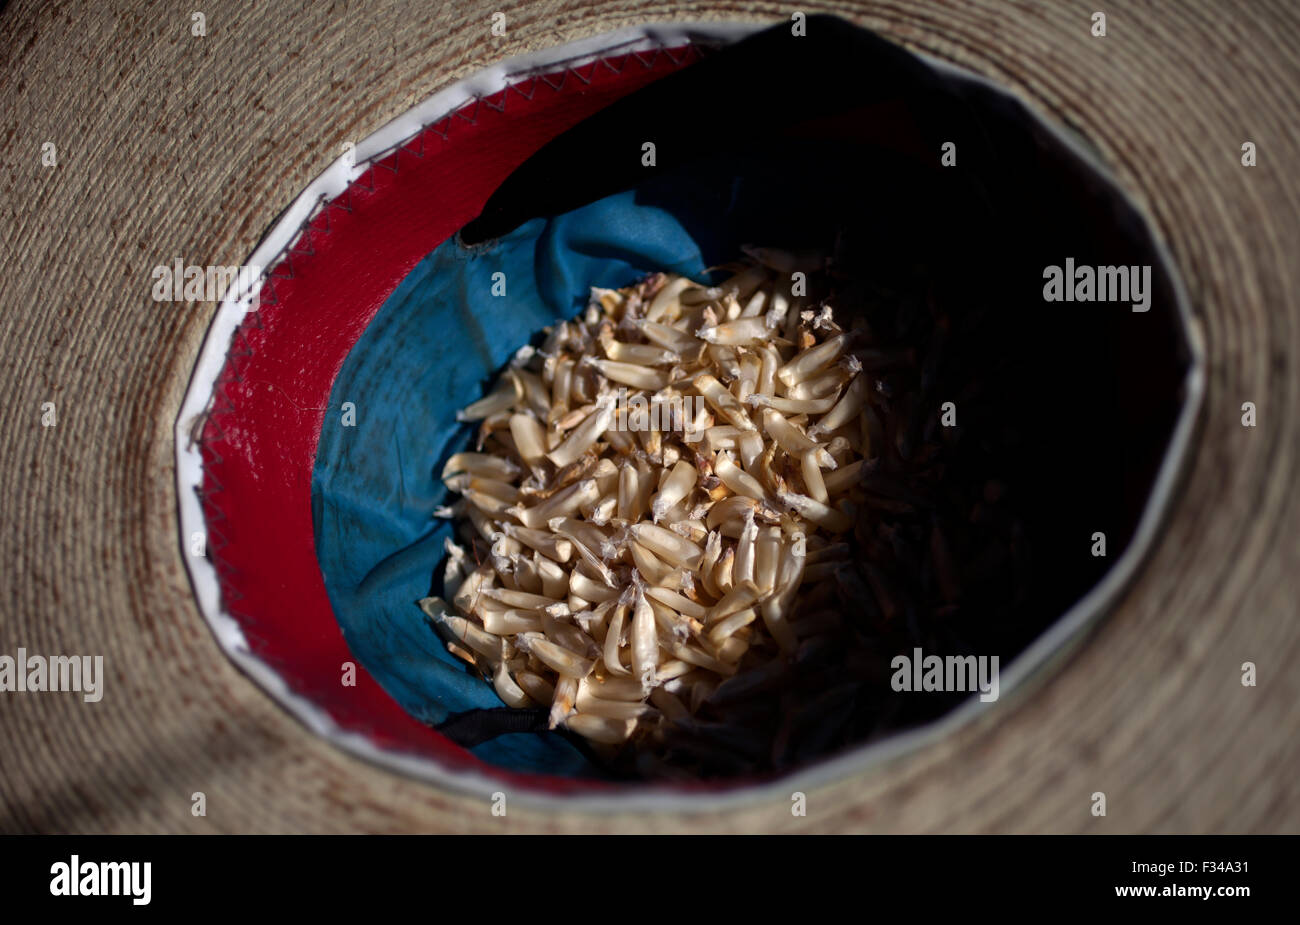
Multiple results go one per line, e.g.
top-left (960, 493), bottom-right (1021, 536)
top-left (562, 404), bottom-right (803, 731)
top-left (549, 675), bottom-right (578, 729)
top-left (564, 713), bottom-right (637, 744)
top-left (800, 449), bottom-right (830, 503)
top-left (713, 546), bottom-right (735, 593)
top-left (650, 460), bottom-right (697, 522)
top-left (521, 633), bottom-right (594, 679)
top-left (461, 487), bottom-right (516, 517)
top-left (777, 490), bottom-right (852, 533)
top-left (515, 478), bottom-right (600, 529)
top-left (761, 408), bottom-right (825, 459)
top-left (788, 368), bottom-right (848, 401)
top-left (574, 693), bottom-right (657, 721)
top-left (570, 568), bottom-right (620, 603)
top-left (493, 660), bottom-right (532, 708)
top-left (645, 276), bottom-right (694, 321)
top-left (809, 373), bottom-right (867, 438)
top-left (667, 640), bottom-right (736, 677)
top-left (449, 570), bottom-right (491, 620)
top-left (636, 318), bottom-right (699, 353)
top-left (649, 687), bottom-right (691, 724)
top-left (707, 607), bottom-right (758, 646)
top-left (546, 398), bottom-right (615, 468)
top-left (629, 522), bottom-right (703, 570)
top-left (755, 527), bottom-right (782, 592)
top-left (517, 671), bottom-right (555, 705)
top-left (583, 675), bottom-right (651, 702)
top-left (434, 260), bottom-right (883, 767)
top-left (737, 429), bottom-right (765, 471)
top-left (694, 373), bottom-right (756, 431)
top-left (740, 288), bottom-right (768, 318)
top-left (550, 355), bottom-right (575, 415)
top-left (822, 459), bottom-right (864, 495)
top-left (503, 524), bottom-right (573, 563)
top-left (696, 315), bottom-right (771, 346)
top-left (422, 599), bottom-right (501, 661)
top-left (733, 511), bottom-right (758, 585)
top-left (745, 392), bottom-right (840, 415)
top-left (667, 518), bottom-right (707, 544)
top-left (603, 603), bottom-right (630, 677)
top-left (441, 452), bottom-right (521, 481)
top-left (457, 371), bottom-right (522, 421)
top-left (446, 641), bottom-right (477, 666)
top-left (630, 587), bottom-right (659, 693)
top-left (714, 453), bottom-right (769, 503)
top-left (542, 612), bottom-right (599, 658)
top-left (709, 580), bottom-right (765, 624)
top-left (584, 357), bottom-right (669, 391)
top-left (482, 588), bottom-right (555, 610)
top-left (776, 334), bottom-right (847, 387)
top-left (629, 540), bottom-right (673, 586)
top-left (509, 413), bottom-right (548, 464)
top-left (645, 586), bottom-right (710, 620)
top-left (599, 328), bottom-right (678, 366)
top-left (480, 609), bottom-right (543, 635)
top-left (705, 495), bottom-right (759, 532)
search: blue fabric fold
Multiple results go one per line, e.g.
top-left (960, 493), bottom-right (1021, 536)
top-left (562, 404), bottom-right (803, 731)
top-left (312, 189), bottom-right (718, 776)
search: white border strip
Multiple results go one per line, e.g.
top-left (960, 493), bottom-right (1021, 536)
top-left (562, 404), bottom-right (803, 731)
top-left (175, 19), bottom-right (1205, 814)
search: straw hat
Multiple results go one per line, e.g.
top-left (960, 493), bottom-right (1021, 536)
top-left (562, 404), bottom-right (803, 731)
top-left (2, 0), bottom-right (1296, 833)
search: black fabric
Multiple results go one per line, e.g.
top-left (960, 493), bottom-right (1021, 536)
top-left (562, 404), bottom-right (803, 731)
top-left (461, 14), bottom-right (961, 245)
top-left (433, 707), bottom-right (552, 748)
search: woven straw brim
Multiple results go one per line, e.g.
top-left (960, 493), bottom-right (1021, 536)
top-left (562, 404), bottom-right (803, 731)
top-left (1, 0), bottom-right (1297, 833)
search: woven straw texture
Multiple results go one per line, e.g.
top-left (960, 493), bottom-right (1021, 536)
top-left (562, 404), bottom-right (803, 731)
top-left (1, 0), bottom-right (1297, 833)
